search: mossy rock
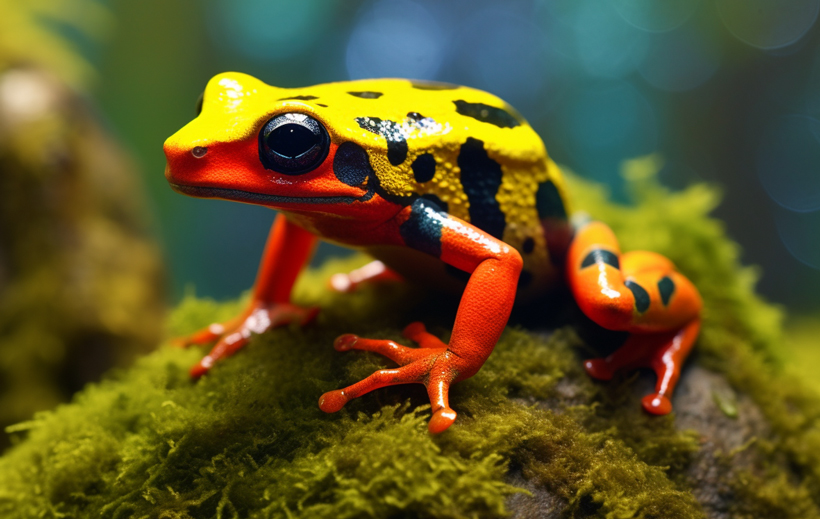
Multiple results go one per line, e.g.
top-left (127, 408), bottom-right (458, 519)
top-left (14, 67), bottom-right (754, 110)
top-left (1, 161), bottom-right (819, 518)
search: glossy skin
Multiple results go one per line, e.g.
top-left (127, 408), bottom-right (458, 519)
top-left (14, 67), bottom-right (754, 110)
top-left (164, 73), bottom-right (702, 433)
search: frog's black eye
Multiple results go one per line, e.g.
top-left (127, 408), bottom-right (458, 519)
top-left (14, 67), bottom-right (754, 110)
top-left (195, 91), bottom-right (204, 116)
top-left (258, 113), bottom-right (330, 175)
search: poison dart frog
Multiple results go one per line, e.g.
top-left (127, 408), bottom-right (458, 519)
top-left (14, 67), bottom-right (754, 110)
top-left (163, 73), bottom-right (702, 433)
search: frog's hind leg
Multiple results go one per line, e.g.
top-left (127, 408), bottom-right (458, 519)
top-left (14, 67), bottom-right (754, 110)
top-left (567, 221), bottom-right (703, 415)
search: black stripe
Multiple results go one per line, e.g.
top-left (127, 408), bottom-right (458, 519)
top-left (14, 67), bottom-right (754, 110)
top-left (399, 198), bottom-right (446, 257)
top-left (535, 180), bottom-right (568, 220)
top-left (457, 137), bottom-right (506, 240)
top-left (658, 276), bottom-right (676, 306)
top-left (454, 100), bottom-right (520, 128)
top-left (355, 117), bottom-right (408, 166)
top-left (625, 280), bottom-right (650, 313)
top-left (580, 249), bottom-right (620, 270)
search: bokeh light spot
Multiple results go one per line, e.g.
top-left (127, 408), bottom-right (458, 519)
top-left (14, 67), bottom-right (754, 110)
top-left (717, 0), bottom-right (820, 50)
top-left (639, 26), bottom-right (720, 92)
top-left (564, 81), bottom-right (657, 185)
top-left (346, 0), bottom-right (445, 80)
top-left (573, 2), bottom-right (649, 78)
top-left (452, 8), bottom-right (551, 113)
top-left (757, 115), bottom-right (820, 212)
top-left (208, 0), bottom-right (329, 61)
top-left (773, 205), bottom-right (820, 269)
top-left (610, 0), bottom-right (700, 32)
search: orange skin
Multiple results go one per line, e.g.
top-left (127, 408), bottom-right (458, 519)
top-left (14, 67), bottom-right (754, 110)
top-left (164, 74), bottom-right (703, 433)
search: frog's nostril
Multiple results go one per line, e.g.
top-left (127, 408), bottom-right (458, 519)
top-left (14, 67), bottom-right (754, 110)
top-left (192, 146), bottom-right (208, 158)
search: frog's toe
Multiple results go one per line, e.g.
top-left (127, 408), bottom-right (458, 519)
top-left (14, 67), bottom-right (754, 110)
top-left (642, 393), bottom-right (673, 415)
top-left (318, 390), bottom-right (349, 413)
top-left (584, 358), bottom-right (615, 381)
top-left (429, 407), bottom-right (457, 434)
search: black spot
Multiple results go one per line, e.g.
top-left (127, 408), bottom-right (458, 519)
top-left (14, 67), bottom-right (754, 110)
top-left (420, 193), bottom-right (448, 213)
top-left (407, 112), bottom-right (425, 122)
top-left (458, 137), bottom-right (506, 240)
top-left (445, 264), bottom-right (471, 282)
top-left (412, 153), bottom-right (436, 183)
top-left (536, 180), bottom-right (568, 220)
top-left (278, 95), bottom-right (319, 101)
top-left (580, 249), bottom-right (620, 270)
top-left (348, 91), bottom-right (382, 99)
top-left (411, 80), bottom-right (459, 90)
top-left (316, 103), bottom-right (328, 107)
top-left (332, 141), bottom-right (374, 188)
top-left (356, 117), bottom-right (408, 166)
top-left (523, 237), bottom-right (535, 254)
top-left (658, 276), bottom-right (676, 306)
top-left (454, 100), bottom-right (520, 128)
top-left (517, 270), bottom-right (533, 288)
top-left (399, 197), bottom-right (446, 257)
top-left (625, 280), bottom-right (650, 313)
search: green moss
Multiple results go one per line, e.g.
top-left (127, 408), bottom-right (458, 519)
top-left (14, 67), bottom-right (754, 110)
top-left (1, 160), bottom-right (819, 517)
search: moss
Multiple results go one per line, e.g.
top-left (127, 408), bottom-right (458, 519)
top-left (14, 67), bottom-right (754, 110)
top-left (0, 1), bottom-right (165, 441)
top-left (1, 159), bottom-right (819, 517)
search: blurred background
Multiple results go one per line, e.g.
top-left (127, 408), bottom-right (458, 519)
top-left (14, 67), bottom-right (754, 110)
top-left (95, 0), bottom-right (820, 309)
top-left (1, 0), bottom-right (819, 439)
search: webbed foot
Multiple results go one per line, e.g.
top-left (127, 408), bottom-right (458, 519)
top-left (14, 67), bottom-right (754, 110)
top-left (174, 301), bottom-right (318, 378)
top-left (319, 322), bottom-right (465, 434)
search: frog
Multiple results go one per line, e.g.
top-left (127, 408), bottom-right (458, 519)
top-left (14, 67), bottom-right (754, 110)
top-left (163, 72), bottom-right (703, 434)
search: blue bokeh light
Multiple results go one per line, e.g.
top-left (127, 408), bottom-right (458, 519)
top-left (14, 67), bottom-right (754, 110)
top-left (757, 115), bottom-right (820, 212)
top-left (773, 205), bottom-right (820, 269)
top-left (451, 7), bottom-right (552, 113)
top-left (572, 1), bottom-right (649, 78)
top-left (717, 0), bottom-right (820, 50)
top-left (207, 0), bottom-right (332, 61)
top-left (639, 24), bottom-right (720, 92)
top-left (610, 0), bottom-right (701, 33)
top-left (564, 81), bottom-right (658, 185)
top-left (346, 0), bottom-right (445, 80)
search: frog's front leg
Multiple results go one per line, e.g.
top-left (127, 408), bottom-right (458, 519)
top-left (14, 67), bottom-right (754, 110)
top-left (175, 213), bottom-right (319, 377)
top-left (567, 221), bottom-right (703, 414)
top-left (319, 198), bottom-right (523, 433)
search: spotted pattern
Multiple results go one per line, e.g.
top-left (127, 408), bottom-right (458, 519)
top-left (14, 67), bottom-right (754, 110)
top-left (278, 95), bottom-right (319, 101)
top-left (658, 276), bottom-right (676, 306)
top-left (454, 100), bottom-right (520, 129)
top-left (625, 280), bottom-right (650, 313)
top-left (348, 91), bottom-right (383, 99)
top-left (399, 197), bottom-right (446, 257)
top-left (580, 249), bottom-right (620, 270)
top-left (412, 153), bottom-right (436, 183)
top-left (355, 116), bottom-right (408, 166)
top-left (332, 141), bottom-right (373, 188)
top-left (458, 138), bottom-right (506, 240)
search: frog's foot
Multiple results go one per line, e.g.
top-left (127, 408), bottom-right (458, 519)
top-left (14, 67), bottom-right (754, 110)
top-left (175, 302), bottom-right (319, 378)
top-left (328, 260), bottom-right (402, 293)
top-left (585, 319), bottom-right (701, 415)
top-left (319, 322), bottom-right (464, 433)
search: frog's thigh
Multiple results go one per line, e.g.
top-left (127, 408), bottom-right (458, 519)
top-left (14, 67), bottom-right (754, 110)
top-left (566, 221), bottom-right (701, 333)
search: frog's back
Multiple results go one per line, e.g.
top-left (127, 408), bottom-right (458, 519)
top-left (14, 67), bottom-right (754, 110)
top-left (281, 79), bottom-right (572, 296)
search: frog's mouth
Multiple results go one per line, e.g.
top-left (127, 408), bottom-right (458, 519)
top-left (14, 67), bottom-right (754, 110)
top-left (169, 183), bottom-right (375, 205)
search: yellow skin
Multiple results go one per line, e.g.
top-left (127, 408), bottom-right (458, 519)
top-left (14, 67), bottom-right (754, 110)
top-left (166, 73), bottom-right (571, 297)
top-left (164, 73), bottom-right (701, 433)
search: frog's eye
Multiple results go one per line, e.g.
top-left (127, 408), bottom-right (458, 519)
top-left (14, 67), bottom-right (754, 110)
top-left (258, 113), bottom-right (330, 175)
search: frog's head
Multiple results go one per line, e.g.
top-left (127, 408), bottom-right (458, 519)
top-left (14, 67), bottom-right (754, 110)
top-left (163, 72), bottom-right (398, 219)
